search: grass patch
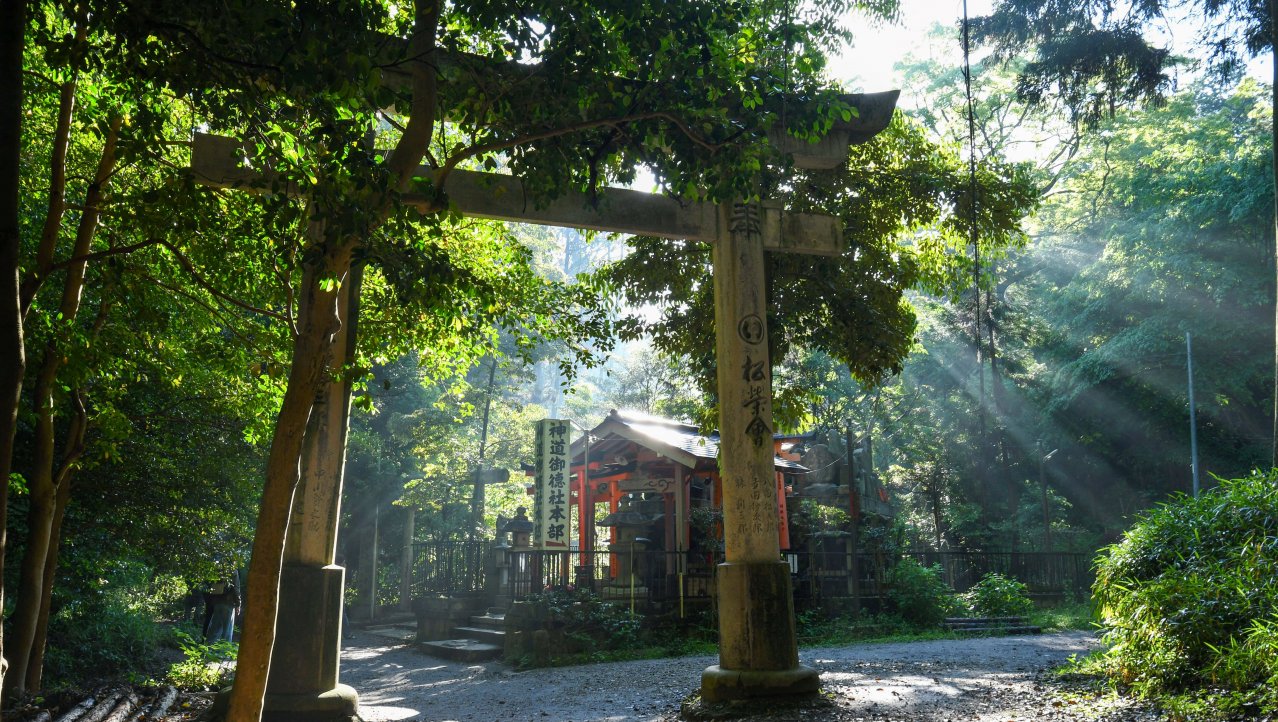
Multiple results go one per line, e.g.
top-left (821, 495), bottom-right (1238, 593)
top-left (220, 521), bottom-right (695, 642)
top-left (796, 609), bottom-right (951, 647)
top-left (1053, 650), bottom-right (1271, 722)
top-left (1030, 600), bottom-right (1098, 632)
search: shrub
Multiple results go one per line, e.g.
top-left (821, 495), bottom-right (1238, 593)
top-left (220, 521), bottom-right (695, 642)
top-left (962, 572), bottom-right (1034, 618)
top-left (1093, 470), bottom-right (1278, 714)
top-left (166, 631), bottom-right (237, 690)
top-left (885, 557), bottom-right (959, 628)
top-left (43, 590), bottom-right (167, 687)
top-left (509, 588), bottom-right (644, 665)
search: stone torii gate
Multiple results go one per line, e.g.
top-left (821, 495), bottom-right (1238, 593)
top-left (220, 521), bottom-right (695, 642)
top-left (192, 88), bottom-right (897, 719)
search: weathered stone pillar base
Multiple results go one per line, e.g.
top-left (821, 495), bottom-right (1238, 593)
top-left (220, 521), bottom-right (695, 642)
top-left (263, 563), bottom-right (358, 721)
top-left (262, 685), bottom-right (359, 722)
top-left (700, 561), bottom-right (818, 703)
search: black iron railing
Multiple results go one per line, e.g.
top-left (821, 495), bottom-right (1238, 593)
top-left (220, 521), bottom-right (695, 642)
top-left (501, 549), bottom-right (719, 604)
top-left (902, 550), bottom-right (1092, 597)
top-left (411, 543), bottom-right (1092, 608)
top-left (411, 541), bottom-right (489, 596)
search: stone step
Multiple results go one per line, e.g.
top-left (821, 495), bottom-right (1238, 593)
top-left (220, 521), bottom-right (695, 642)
top-left (453, 625), bottom-right (505, 644)
top-left (469, 613), bottom-right (506, 630)
top-left (360, 611), bottom-right (417, 628)
top-left (363, 623), bottom-right (417, 642)
top-left (943, 616), bottom-right (1030, 625)
top-left (946, 625), bottom-right (1042, 636)
top-left (417, 638), bottom-right (504, 662)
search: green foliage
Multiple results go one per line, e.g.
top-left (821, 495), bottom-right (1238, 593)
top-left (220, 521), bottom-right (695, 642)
top-left (1029, 601), bottom-right (1097, 632)
top-left (849, 76), bottom-right (1273, 554)
top-left (41, 565), bottom-right (175, 688)
top-left (795, 609), bottom-right (946, 646)
top-left (513, 588), bottom-right (646, 667)
top-left (975, 0), bottom-right (1272, 128)
top-left (800, 499), bottom-right (852, 531)
top-left (1092, 470), bottom-right (1278, 714)
top-left (605, 114), bottom-right (1038, 423)
top-left (165, 631), bottom-right (237, 690)
top-left (688, 505), bottom-right (724, 553)
top-left (884, 558), bottom-right (960, 628)
top-left (962, 572), bottom-right (1034, 618)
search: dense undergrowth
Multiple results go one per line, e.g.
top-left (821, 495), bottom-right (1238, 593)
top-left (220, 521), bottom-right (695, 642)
top-left (512, 563), bottom-right (1075, 668)
top-left (1084, 470), bottom-right (1278, 719)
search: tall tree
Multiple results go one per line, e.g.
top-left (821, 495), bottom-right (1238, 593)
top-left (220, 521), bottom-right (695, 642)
top-left (0, 0), bottom-right (27, 692)
top-left (972, 0), bottom-right (1278, 463)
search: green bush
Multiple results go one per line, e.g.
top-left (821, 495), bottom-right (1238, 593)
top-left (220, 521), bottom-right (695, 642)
top-left (962, 572), bottom-right (1034, 618)
top-left (514, 588), bottom-right (643, 662)
top-left (1093, 470), bottom-right (1278, 715)
top-left (885, 558), bottom-right (959, 628)
top-left (43, 591), bottom-right (167, 687)
top-left (165, 631), bottom-right (237, 690)
top-left (40, 562), bottom-right (186, 688)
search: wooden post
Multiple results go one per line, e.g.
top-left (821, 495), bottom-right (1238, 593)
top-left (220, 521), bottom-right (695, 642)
top-left (399, 507), bottom-right (415, 612)
top-left (845, 427), bottom-right (861, 616)
top-left (701, 201), bottom-right (818, 703)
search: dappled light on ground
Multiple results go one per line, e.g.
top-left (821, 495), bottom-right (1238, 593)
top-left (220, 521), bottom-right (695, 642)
top-left (339, 629), bottom-right (1158, 722)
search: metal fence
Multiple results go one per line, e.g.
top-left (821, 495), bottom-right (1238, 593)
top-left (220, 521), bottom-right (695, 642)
top-left (902, 550), bottom-right (1092, 598)
top-left (411, 542), bottom-right (1092, 609)
top-left (411, 541), bottom-right (489, 596)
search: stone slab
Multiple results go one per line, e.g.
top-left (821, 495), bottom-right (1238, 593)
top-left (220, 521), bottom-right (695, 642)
top-left (469, 613), bottom-right (506, 630)
top-left (417, 638), bottom-right (504, 663)
top-left (363, 624), bottom-right (417, 642)
top-left (452, 625), bottom-right (505, 644)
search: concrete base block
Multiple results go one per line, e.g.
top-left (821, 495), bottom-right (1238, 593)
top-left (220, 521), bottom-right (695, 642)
top-left (268, 564), bottom-right (345, 695)
top-left (211, 683), bottom-right (359, 722)
top-left (263, 684), bottom-right (360, 722)
top-left (700, 560), bottom-right (818, 704)
top-left (699, 664), bottom-right (820, 703)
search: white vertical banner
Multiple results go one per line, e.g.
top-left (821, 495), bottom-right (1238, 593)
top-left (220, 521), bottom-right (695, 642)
top-left (533, 418), bottom-right (573, 549)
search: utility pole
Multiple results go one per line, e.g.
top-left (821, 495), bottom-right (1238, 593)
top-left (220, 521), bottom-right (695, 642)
top-left (469, 357), bottom-right (499, 542)
top-left (1186, 332), bottom-right (1201, 498)
top-left (1038, 441), bottom-right (1058, 550)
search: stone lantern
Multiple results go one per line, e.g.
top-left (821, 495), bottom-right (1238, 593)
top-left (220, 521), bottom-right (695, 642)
top-left (502, 506), bottom-right (534, 549)
top-left (597, 495), bottom-right (654, 604)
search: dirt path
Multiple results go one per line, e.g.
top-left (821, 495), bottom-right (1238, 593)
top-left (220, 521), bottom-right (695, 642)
top-left (340, 630), bottom-right (1158, 722)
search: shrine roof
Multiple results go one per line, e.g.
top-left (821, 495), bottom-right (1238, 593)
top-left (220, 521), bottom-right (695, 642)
top-left (573, 410), bottom-right (807, 472)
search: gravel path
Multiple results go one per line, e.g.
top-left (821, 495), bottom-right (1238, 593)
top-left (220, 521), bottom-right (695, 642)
top-left (340, 630), bottom-right (1159, 722)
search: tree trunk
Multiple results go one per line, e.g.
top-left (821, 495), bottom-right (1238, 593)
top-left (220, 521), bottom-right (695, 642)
top-left (227, 3), bottom-right (439, 716)
top-left (984, 283), bottom-right (1016, 515)
top-left (0, 0), bottom-right (30, 697)
top-left (224, 241), bottom-right (353, 722)
top-left (8, 117), bottom-right (118, 692)
top-left (22, 79), bottom-right (75, 317)
top-left (930, 462), bottom-right (944, 549)
top-left (26, 390), bottom-right (85, 692)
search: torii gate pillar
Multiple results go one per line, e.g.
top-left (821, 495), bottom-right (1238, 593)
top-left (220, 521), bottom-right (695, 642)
top-left (263, 270), bottom-right (362, 722)
top-left (700, 201), bottom-right (817, 703)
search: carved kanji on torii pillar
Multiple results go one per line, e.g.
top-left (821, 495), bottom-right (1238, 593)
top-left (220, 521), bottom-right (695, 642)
top-left (192, 81), bottom-right (897, 717)
top-left (699, 198), bottom-right (817, 701)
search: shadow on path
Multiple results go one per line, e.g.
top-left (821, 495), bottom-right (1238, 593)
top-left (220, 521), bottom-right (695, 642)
top-left (340, 630), bottom-right (1137, 722)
